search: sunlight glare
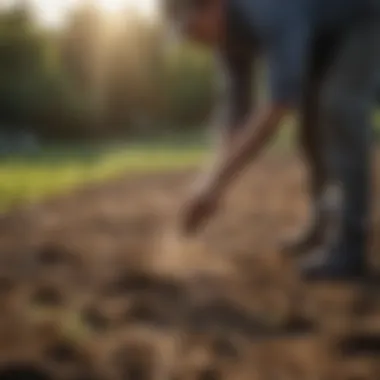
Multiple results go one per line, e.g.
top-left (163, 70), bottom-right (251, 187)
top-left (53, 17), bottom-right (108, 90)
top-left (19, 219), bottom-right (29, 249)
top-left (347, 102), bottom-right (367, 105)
top-left (96, 0), bottom-right (156, 16)
top-left (26, 0), bottom-right (157, 27)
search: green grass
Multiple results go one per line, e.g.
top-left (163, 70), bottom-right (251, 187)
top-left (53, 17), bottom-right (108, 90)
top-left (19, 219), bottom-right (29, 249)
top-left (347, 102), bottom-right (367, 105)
top-left (0, 143), bottom-right (206, 213)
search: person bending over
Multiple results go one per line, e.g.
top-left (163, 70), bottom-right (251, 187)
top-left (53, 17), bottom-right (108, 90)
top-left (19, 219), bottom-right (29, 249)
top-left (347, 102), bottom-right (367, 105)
top-left (163, 0), bottom-right (380, 281)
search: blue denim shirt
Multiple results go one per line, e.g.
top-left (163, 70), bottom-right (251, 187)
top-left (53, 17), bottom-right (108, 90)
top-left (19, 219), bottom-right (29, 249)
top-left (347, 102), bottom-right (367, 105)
top-left (226, 0), bottom-right (371, 106)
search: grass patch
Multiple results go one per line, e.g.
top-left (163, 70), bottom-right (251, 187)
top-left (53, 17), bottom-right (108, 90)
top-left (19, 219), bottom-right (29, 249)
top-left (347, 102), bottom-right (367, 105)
top-left (0, 143), bottom-right (205, 212)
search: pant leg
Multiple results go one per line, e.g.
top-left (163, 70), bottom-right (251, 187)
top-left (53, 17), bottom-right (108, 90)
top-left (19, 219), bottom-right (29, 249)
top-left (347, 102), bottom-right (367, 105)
top-left (299, 75), bottom-right (324, 200)
top-left (298, 33), bottom-right (342, 240)
top-left (319, 11), bottom-right (380, 259)
top-left (299, 34), bottom-right (339, 201)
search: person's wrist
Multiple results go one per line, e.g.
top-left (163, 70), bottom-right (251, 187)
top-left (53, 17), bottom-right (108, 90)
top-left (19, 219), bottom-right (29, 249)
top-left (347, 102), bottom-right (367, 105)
top-left (204, 173), bottom-right (224, 201)
top-left (192, 171), bottom-right (220, 200)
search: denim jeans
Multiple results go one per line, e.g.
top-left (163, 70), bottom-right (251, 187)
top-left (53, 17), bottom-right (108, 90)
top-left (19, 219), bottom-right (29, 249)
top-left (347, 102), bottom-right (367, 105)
top-left (299, 7), bottom-right (380, 260)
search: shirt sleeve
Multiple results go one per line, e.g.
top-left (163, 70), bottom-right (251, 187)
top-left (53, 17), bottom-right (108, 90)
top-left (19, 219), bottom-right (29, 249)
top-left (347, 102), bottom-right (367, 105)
top-left (267, 21), bottom-right (311, 107)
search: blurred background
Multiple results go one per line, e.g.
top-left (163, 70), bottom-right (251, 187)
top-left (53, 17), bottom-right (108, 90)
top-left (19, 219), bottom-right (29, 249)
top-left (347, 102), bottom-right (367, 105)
top-left (0, 0), bottom-right (220, 212)
top-left (1, 2), bottom-right (380, 379)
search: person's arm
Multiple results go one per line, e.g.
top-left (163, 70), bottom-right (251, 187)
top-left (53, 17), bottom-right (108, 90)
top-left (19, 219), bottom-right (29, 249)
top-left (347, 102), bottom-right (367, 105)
top-left (212, 50), bottom-right (254, 148)
top-left (181, 18), bottom-right (310, 233)
top-left (201, 21), bottom-right (311, 198)
top-left (202, 103), bottom-right (289, 196)
top-left (199, 49), bottom-right (254, 184)
top-left (183, 101), bottom-right (289, 234)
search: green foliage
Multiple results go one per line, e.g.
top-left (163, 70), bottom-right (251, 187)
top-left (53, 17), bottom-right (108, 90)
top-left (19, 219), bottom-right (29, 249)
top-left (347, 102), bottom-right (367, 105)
top-left (0, 143), bottom-right (205, 212)
top-left (0, 5), bottom-right (93, 139)
top-left (161, 42), bottom-right (216, 127)
top-left (0, 3), bottom-right (218, 140)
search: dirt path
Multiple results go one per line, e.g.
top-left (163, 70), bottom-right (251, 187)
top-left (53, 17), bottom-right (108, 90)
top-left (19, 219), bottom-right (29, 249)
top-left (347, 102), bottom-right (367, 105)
top-left (0, 152), bottom-right (379, 380)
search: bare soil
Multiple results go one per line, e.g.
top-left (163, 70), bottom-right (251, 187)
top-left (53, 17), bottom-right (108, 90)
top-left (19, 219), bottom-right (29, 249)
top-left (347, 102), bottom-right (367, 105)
top-left (0, 152), bottom-right (379, 380)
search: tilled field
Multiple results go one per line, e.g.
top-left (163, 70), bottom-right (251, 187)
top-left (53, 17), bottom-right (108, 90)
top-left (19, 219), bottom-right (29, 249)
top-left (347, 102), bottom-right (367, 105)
top-left (0, 152), bottom-right (379, 380)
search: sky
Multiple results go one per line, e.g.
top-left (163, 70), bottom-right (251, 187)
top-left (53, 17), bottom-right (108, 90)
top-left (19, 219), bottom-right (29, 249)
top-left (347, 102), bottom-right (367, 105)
top-left (1, 0), bottom-right (158, 27)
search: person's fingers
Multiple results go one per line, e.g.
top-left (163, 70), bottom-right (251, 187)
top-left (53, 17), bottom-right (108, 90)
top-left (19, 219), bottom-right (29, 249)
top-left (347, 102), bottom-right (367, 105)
top-left (179, 204), bottom-right (197, 234)
top-left (185, 203), bottom-right (215, 236)
top-left (179, 192), bottom-right (219, 236)
top-left (181, 203), bottom-right (204, 235)
top-left (186, 208), bottom-right (202, 234)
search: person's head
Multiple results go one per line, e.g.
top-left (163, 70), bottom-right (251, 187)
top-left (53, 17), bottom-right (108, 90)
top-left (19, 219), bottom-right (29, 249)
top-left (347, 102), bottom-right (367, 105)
top-left (163, 0), bottom-right (225, 47)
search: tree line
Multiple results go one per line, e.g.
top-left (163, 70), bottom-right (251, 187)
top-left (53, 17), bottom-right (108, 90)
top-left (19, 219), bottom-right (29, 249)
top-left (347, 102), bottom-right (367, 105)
top-left (0, 3), bottom-right (217, 141)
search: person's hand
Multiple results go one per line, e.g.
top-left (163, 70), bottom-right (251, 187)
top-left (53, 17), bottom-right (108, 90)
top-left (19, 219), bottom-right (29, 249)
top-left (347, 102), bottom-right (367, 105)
top-left (180, 180), bottom-right (221, 235)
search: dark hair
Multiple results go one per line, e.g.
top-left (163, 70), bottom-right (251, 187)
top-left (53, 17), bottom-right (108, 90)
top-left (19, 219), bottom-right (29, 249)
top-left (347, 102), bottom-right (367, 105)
top-left (163, 0), bottom-right (212, 19)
